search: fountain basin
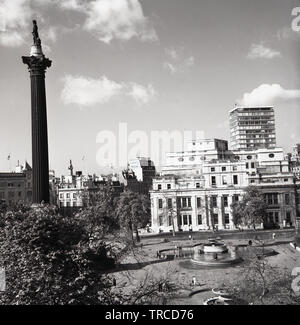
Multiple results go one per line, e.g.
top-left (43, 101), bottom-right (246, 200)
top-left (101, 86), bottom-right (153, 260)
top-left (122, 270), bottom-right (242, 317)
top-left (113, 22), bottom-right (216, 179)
top-left (203, 296), bottom-right (232, 305)
top-left (212, 288), bottom-right (231, 297)
top-left (202, 243), bottom-right (228, 254)
top-left (191, 256), bottom-right (242, 267)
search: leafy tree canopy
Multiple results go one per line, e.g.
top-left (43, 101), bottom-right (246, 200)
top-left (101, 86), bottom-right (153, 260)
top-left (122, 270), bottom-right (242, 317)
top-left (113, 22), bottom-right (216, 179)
top-left (231, 187), bottom-right (268, 228)
top-left (115, 190), bottom-right (150, 241)
top-left (75, 185), bottom-right (119, 239)
top-left (0, 205), bottom-right (115, 305)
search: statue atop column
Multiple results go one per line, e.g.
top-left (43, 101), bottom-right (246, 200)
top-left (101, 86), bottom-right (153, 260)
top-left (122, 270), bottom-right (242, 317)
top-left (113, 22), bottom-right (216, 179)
top-left (32, 20), bottom-right (41, 46)
top-left (23, 20), bottom-right (51, 69)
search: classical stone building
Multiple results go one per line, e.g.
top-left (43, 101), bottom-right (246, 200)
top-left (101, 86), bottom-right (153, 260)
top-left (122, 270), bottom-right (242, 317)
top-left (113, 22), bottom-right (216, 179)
top-left (161, 139), bottom-right (230, 176)
top-left (57, 161), bottom-right (123, 215)
top-left (150, 139), bottom-right (299, 233)
top-left (0, 162), bottom-right (32, 205)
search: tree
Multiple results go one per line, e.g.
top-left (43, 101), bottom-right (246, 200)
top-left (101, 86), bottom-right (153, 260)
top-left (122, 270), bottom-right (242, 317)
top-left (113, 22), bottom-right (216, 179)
top-left (228, 241), bottom-right (300, 305)
top-left (115, 190), bottom-right (150, 243)
top-left (162, 193), bottom-right (178, 237)
top-left (75, 185), bottom-right (119, 239)
top-left (0, 205), bottom-right (116, 305)
top-left (114, 272), bottom-right (177, 305)
top-left (231, 186), bottom-right (267, 229)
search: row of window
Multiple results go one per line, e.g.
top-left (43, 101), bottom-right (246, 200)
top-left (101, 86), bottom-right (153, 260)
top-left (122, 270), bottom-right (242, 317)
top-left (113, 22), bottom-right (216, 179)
top-left (164, 193), bottom-right (290, 209)
top-left (60, 202), bottom-right (79, 208)
top-left (210, 166), bottom-right (238, 172)
top-left (265, 193), bottom-right (291, 206)
top-left (238, 121), bottom-right (274, 126)
top-left (0, 191), bottom-right (32, 200)
top-left (159, 214), bottom-right (231, 227)
top-left (267, 211), bottom-right (292, 224)
top-left (157, 183), bottom-right (201, 191)
top-left (159, 163), bottom-right (275, 189)
top-left (0, 182), bottom-right (28, 188)
top-left (211, 175), bottom-right (239, 186)
top-left (59, 192), bottom-right (77, 199)
top-left (246, 162), bottom-right (256, 169)
top-left (0, 191), bottom-right (21, 198)
top-left (158, 195), bottom-right (239, 210)
top-left (158, 193), bottom-right (292, 210)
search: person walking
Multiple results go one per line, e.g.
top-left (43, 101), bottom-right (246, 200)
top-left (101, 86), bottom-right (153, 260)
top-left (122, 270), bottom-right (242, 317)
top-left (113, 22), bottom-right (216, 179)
top-left (192, 276), bottom-right (197, 286)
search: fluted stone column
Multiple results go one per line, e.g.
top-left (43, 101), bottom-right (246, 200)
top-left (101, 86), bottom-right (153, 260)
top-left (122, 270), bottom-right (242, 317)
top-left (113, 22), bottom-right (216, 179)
top-left (205, 195), bottom-right (211, 229)
top-left (217, 195), bottom-right (224, 229)
top-left (228, 195), bottom-right (235, 229)
top-left (22, 21), bottom-right (52, 204)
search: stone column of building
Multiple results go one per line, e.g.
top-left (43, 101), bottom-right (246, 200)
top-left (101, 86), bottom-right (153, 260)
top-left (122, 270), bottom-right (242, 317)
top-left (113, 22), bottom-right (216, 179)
top-left (172, 196), bottom-right (179, 232)
top-left (228, 195), bottom-right (235, 229)
top-left (278, 193), bottom-right (285, 225)
top-left (206, 195), bottom-right (213, 230)
top-left (150, 197), bottom-right (158, 232)
top-left (22, 21), bottom-right (52, 204)
top-left (217, 195), bottom-right (225, 229)
top-left (192, 195), bottom-right (198, 230)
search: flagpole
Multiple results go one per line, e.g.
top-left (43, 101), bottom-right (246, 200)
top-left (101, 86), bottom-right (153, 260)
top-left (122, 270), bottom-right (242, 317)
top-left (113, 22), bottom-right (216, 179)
top-left (82, 155), bottom-right (86, 175)
top-left (7, 154), bottom-right (11, 172)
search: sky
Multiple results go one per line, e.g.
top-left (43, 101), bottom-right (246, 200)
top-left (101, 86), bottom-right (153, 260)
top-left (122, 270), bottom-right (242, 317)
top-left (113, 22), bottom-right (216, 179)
top-left (0, 0), bottom-right (300, 176)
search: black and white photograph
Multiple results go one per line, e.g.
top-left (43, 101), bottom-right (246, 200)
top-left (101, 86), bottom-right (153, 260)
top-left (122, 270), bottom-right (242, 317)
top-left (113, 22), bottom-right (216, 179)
top-left (0, 0), bottom-right (300, 312)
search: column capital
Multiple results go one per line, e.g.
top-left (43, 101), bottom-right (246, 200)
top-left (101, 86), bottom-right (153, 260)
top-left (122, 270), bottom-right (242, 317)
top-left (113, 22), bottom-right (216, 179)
top-left (22, 55), bottom-right (52, 74)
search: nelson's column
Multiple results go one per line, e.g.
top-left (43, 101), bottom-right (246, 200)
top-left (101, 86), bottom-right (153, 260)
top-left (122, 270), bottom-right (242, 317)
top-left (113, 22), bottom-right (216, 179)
top-left (22, 21), bottom-right (52, 204)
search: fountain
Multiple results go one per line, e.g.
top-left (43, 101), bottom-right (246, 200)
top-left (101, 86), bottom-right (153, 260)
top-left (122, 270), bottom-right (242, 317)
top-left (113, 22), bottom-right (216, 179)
top-left (190, 240), bottom-right (242, 267)
top-left (202, 240), bottom-right (228, 254)
top-left (203, 296), bottom-right (233, 305)
top-left (158, 239), bottom-right (277, 269)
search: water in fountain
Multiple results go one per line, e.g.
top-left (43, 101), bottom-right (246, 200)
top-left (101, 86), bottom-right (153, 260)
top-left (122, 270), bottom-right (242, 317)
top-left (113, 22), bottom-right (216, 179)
top-left (190, 240), bottom-right (242, 267)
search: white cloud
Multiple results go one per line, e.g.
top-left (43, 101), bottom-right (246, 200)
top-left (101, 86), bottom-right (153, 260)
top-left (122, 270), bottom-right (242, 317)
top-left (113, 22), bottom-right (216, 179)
top-left (44, 26), bottom-right (58, 43)
top-left (127, 83), bottom-right (156, 105)
top-left (58, 0), bottom-right (84, 11)
top-left (165, 48), bottom-right (179, 60)
top-left (0, 31), bottom-right (25, 47)
top-left (0, 0), bottom-right (31, 31)
top-left (0, 0), bottom-right (32, 47)
top-left (164, 47), bottom-right (195, 75)
top-left (0, 0), bottom-right (157, 47)
top-left (184, 56), bottom-right (195, 67)
top-left (239, 84), bottom-right (300, 106)
top-left (0, 0), bottom-right (62, 48)
top-left (276, 26), bottom-right (300, 41)
top-left (163, 62), bottom-right (177, 75)
top-left (247, 43), bottom-right (282, 59)
top-left (61, 75), bottom-right (123, 107)
top-left (61, 75), bottom-right (156, 107)
top-left (83, 0), bottom-right (157, 43)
